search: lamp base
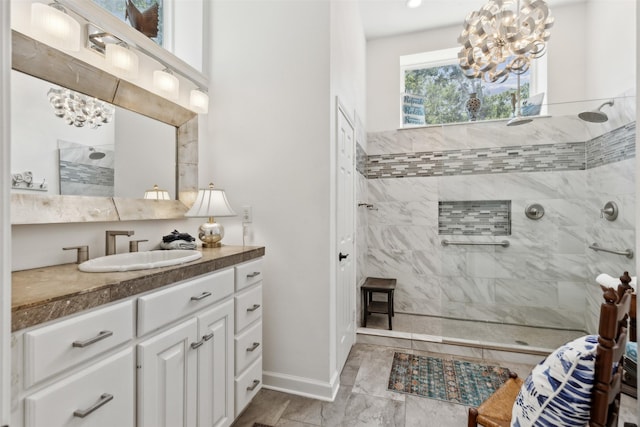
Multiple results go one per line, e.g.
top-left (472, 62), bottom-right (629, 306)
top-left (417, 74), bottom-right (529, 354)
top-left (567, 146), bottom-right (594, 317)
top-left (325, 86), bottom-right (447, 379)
top-left (202, 242), bottom-right (222, 248)
top-left (198, 220), bottom-right (224, 248)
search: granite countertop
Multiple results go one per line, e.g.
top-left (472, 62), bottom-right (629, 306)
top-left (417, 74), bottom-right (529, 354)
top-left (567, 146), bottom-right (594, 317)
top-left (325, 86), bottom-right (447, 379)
top-left (12, 245), bottom-right (265, 332)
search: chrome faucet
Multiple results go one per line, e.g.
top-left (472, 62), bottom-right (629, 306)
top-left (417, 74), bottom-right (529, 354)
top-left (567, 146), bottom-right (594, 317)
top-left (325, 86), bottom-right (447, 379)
top-left (105, 230), bottom-right (135, 256)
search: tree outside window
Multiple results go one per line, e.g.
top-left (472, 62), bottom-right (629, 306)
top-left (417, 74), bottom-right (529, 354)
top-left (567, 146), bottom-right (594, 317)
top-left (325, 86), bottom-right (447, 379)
top-left (402, 61), bottom-right (530, 126)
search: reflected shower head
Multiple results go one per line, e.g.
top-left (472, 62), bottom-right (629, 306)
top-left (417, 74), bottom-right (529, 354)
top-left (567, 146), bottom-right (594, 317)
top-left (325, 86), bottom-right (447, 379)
top-left (578, 100), bottom-right (614, 123)
top-left (88, 147), bottom-right (106, 160)
top-left (506, 115), bottom-right (533, 127)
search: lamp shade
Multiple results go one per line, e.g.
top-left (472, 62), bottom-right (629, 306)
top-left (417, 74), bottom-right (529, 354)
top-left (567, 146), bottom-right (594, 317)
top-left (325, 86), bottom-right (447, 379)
top-left (185, 183), bottom-right (236, 218)
top-left (189, 89), bottom-right (209, 114)
top-left (153, 69), bottom-right (179, 101)
top-left (106, 43), bottom-right (139, 79)
top-left (144, 184), bottom-right (170, 200)
top-left (31, 3), bottom-right (81, 52)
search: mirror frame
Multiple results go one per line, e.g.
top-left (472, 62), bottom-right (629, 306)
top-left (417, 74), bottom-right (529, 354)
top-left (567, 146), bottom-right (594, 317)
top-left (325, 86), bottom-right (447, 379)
top-left (10, 30), bottom-right (200, 224)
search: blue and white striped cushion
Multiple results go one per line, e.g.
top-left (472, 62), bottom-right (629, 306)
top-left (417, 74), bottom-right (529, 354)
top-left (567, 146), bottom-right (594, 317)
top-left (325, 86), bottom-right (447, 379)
top-left (511, 335), bottom-right (598, 427)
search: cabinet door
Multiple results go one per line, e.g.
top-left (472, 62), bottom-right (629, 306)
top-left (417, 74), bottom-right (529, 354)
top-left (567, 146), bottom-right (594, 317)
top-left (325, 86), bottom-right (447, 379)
top-left (24, 349), bottom-right (134, 427)
top-left (137, 318), bottom-right (198, 427)
top-left (197, 299), bottom-right (234, 427)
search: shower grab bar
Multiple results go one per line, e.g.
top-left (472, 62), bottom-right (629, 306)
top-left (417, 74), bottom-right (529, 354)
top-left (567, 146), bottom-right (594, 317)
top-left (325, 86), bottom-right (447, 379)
top-left (588, 243), bottom-right (634, 259)
top-left (441, 239), bottom-right (510, 248)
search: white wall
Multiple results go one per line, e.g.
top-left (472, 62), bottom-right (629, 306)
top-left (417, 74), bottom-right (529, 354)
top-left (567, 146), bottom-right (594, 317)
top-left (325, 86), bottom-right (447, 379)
top-left (207, 0), bottom-right (335, 398)
top-left (366, 1), bottom-right (636, 133)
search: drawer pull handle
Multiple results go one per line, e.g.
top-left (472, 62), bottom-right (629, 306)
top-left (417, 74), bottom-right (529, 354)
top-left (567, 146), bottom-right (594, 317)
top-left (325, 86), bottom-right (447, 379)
top-left (246, 304), bottom-right (261, 312)
top-left (246, 342), bottom-right (260, 352)
top-left (72, 330), bottom-right (113, 348)
top-left (247, 271), bottom-right (261, 278)
top-left (246, 379), bottom-right (260, 391)
top-left (203, 333), bottom-right (214, 342)
top-left (73, 393), bottom-right (113, 418)
top-left (190, 291), bottom-right (212, 301)
top-left (191, 340), bottom-right (204, 350)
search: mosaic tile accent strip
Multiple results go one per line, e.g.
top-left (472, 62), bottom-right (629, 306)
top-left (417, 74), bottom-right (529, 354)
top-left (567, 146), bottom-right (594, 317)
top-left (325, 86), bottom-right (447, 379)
top-left (586, 122), bottom-right (636, 169)
top-left (366, 142), bottom-right (585, 179)
top-left (356, 142), bottom-right (367, 176)
top-left (438, 200), bottom-right (511, 236)
top-left (59, 161), bottom-right (115, 187)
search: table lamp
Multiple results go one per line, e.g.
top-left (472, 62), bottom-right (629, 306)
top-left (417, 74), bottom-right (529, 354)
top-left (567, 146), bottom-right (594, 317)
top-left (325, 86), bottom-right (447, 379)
top-left (185, 183), bottom-right (236, 247)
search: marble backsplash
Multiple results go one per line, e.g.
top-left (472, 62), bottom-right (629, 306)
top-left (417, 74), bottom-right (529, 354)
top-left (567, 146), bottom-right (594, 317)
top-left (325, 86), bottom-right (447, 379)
top-left (358, 115), bottom-right (636, 334)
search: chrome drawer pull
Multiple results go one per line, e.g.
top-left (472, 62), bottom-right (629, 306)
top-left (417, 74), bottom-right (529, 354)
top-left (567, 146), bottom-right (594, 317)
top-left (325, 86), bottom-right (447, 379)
top-left (72, 330), bottom-right (113, 348)
top-left (190, 291), bottom-right (212, 301)
top-left (203, 333), bottom-right (214, 342)
top-left (246, 379), bottom-right (260, 391)
top-left (246, 271), bottom-right (261, 278)
top-left (246, 342), bottom-right (260, 352)
top-left (191, 340), bottom-right (204, 350)
top-left (246, 304), bottom-right (261, 312)
top-left (73, 393), bottom-right (113, 418)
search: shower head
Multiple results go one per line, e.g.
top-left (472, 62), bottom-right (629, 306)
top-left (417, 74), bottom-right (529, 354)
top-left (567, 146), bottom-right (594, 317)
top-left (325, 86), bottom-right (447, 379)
top-left (506, 115), bottom-right (533, 127)
top-left (88, 147), bottom-right (106, 160)
top-left (578, 100), bottom-right (614, 123)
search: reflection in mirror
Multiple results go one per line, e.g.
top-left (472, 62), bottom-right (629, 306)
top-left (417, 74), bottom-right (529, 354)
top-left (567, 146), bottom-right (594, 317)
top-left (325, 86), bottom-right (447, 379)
top-left (11, 69), bottom-right (176, 200)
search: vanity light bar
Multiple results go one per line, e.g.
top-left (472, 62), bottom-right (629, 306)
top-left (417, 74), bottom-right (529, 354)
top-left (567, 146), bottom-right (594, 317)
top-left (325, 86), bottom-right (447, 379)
top-left (31, 2), bottom-right (81, 52)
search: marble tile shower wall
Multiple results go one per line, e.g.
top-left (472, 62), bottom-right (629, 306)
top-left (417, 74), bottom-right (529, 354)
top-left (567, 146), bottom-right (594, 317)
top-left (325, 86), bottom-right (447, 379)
top-left (360, 122), bottom-right (635, 332)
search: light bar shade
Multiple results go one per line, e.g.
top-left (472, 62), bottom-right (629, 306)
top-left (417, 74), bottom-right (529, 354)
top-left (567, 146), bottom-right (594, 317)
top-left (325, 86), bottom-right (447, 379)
top-left (106, 43), bottom-right (139, 78)
top-left (144, 184), bottom-right (170, 200)
top-left (189, 90), bottom-right (209, 114)
top-left (185, 184), bottom-right (236, 218)
top-left (31, 3), bottom-right (81, 52)
top-left (153, 69), bottom-right (179, 101)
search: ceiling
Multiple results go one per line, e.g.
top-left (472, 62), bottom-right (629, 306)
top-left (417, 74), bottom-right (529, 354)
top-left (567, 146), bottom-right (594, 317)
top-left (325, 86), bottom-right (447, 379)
top-left (357, 0), bottom-right (584, 40)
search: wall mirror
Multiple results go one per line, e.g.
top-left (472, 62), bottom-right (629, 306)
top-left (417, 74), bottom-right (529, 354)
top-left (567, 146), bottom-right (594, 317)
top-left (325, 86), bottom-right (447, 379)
top-left (10, 24), bottom-right (201, 224)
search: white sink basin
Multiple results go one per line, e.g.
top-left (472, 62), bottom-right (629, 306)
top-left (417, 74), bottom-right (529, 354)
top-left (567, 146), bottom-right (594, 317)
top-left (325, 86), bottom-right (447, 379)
top-left (78, 250), bottom-right (203, 273)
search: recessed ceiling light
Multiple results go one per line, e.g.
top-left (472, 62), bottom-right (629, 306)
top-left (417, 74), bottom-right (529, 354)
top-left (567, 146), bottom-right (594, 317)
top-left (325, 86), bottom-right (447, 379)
top-left (406, 0), bottom-right (422, 8)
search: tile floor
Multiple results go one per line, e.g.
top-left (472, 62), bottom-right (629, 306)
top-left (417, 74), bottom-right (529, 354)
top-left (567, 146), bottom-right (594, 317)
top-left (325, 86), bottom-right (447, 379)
top-left (232, 342), bottom-right (639, 427)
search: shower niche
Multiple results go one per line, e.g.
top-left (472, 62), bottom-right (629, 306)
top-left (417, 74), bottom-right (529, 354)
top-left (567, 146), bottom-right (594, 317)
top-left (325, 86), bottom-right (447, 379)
top-left (438, 200), bottom-right (511, 236)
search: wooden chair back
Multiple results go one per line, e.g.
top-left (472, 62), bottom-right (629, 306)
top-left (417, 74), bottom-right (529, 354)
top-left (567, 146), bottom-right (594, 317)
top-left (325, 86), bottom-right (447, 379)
top-left (590, 281), bottom-right (632, 427)
top-left (468, 273), bottom-right (633, 427)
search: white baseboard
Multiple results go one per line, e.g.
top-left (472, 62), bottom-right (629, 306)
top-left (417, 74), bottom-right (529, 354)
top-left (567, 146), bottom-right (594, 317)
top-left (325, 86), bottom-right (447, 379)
top-left (262, 369), bottom-right (340, 402)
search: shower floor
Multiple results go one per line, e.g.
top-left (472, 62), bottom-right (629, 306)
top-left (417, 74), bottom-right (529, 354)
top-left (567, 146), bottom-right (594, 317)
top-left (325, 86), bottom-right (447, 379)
top-left (361, 312), bottom-right (586, 351)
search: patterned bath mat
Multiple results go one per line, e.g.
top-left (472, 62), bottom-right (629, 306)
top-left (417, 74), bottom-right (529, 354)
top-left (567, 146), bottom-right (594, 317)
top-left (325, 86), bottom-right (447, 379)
top-left (387, 352), bottom-right (511, 407)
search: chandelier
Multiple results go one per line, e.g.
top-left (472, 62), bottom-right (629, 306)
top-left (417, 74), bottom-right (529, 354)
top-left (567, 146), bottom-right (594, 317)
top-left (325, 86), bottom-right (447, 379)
top-left (47, 88), bottom-right (115, 128)
top-left (458, 0), bottom-right (553, 83)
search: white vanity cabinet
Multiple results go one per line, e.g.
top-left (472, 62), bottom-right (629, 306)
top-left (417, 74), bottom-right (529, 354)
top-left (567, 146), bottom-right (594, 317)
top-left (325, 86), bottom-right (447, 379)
top-left (233, 259), bottom-right (264, 416)
top-left (137, 268), bottom-right (235, 427)
top-left (13, 255), bottom-right (265, 427)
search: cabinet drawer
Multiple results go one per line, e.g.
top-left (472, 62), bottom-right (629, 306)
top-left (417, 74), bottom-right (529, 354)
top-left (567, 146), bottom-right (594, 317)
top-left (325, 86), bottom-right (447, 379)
top-left (235, 321), bottom-right (262, 375)
top-left (25, 348), bottom-right (135, 427)
top-left (235, 356), bottom-right (262, 417)
top-left (138, 268), bottom-right (234, 335)
top-left (24, 300), bottom-right (134, 388)
top-left (235, 259), bottom-right (263, 291)
top-left (235, 284), bottom-right (262, 332)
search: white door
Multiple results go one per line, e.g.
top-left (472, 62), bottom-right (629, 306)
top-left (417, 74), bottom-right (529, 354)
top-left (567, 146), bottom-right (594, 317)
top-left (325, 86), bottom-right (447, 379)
top-left (197, 300), bottom-right (234, 427)
top-left (137, 318), bottom-right (198, 427)
top-left (336, 101), bottom-right (356, 372)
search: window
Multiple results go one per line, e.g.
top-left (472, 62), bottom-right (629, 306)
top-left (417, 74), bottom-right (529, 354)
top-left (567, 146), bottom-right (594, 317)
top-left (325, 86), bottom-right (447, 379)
top-left (401, 48), bottom-right (535, 127)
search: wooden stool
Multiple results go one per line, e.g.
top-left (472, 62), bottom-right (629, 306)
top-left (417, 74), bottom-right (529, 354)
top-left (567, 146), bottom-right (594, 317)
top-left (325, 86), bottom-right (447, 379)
top-left (361, 277), bottom-right (396, 330)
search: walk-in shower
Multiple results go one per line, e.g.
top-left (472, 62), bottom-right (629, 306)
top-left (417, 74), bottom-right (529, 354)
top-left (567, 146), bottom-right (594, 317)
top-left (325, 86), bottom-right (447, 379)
top-left (357, 94), bottom-right (636, 352)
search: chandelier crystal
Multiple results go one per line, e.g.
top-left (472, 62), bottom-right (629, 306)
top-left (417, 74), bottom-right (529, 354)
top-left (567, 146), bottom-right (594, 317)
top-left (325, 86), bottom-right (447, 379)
top-left (457, 0), bottom-right (553, 83)
top-left (47, 88), bottom-right (114, 128)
